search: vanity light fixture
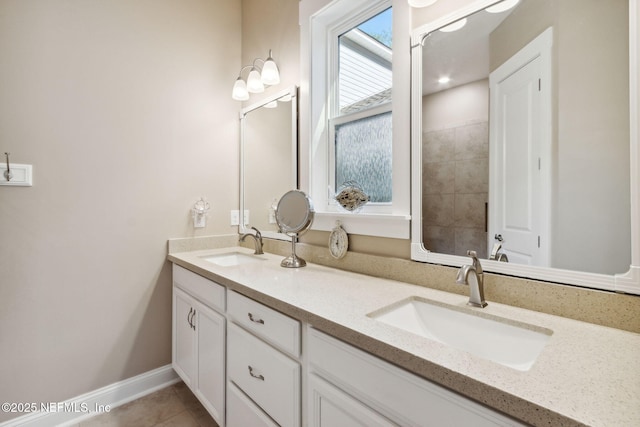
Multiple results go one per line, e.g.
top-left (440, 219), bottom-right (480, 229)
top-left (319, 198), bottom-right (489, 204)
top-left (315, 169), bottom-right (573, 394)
top-left (407, 0), bottom-right (438, 7)
top-left (485, 0), bottom-right (520, 13)
top-left (438, 76), bottom-right (451, 84)
top-left (232, 49), bottom-right (281, 101)
top-left (439, 18), bottom-right (467, 32)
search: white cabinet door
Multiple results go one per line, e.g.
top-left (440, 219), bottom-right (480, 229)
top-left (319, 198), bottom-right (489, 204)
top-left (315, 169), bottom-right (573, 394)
top-left (194, 300), bottom-right (225, 426)
top-left (308, 374), bottom-right (396, 427)
top-left (173, 285), bottom-right (226, 427)
top-left (173, 287), bottom-right (196, 388)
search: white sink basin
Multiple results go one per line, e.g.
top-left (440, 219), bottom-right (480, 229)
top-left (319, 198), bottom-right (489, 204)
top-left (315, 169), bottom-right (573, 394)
top-left (200, 252), bottom-right (265, 267)
top-left (369, 297), bottom-right (552, 371)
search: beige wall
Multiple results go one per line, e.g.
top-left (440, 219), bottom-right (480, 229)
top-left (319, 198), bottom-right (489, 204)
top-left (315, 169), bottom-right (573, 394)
top-left (554, 0), bottom-right (630, 274)
top-left (0, 0), bottom-right (241, 422)
top-left (241, 0), bottom-right (300, 106)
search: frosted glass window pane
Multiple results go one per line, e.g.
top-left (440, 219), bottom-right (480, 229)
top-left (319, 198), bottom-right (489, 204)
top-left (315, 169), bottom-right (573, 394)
top-left (335, 112), bottom-right (392, 203)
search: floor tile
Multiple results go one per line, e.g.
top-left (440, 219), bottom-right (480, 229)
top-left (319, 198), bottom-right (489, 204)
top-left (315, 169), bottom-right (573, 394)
top-left (154, 411), bottom-right (199, 427)
top-left (77, 382), bottom-right (218, 427)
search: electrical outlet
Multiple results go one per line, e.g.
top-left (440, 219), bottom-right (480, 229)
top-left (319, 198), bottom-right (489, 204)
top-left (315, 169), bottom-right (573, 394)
top-left (194, 215), bottom-right (206, 228)
top-left (230, 210), bottom-right (240, 226)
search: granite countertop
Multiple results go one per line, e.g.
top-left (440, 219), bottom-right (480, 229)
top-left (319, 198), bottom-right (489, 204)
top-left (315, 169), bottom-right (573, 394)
top-left (168, 247), bottom-right (640, 427)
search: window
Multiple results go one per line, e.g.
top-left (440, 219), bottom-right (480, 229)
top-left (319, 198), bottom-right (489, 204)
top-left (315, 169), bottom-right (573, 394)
top-left (302, 0), bottom-right (410, 238)
top-left (331, 7), bottom-right (393, 204)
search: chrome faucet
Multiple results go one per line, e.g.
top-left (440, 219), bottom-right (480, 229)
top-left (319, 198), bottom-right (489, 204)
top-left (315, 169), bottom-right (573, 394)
top-left (456, 250), bottom-right (488, 308)
top-left (240, 227), bottom-right (264, 255)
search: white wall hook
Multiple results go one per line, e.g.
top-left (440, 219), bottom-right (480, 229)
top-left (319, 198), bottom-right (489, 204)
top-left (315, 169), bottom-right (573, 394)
top-left (4, 152), bottom-right (12, 181)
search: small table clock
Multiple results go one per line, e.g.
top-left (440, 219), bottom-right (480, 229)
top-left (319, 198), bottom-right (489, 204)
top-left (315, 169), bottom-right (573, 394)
top-left (329, 221), bottom-right (348, 259)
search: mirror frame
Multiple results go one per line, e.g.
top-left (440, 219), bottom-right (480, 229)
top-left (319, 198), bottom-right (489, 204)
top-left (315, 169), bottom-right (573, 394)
top-left (239, 86), bottom-right (298, 241)
top-left (410, 0), bottom-right (640, 294)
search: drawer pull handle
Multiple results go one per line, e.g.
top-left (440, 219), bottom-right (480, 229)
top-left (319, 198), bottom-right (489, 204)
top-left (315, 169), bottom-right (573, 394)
top-left (248, 365), bottom-right (265, 381)
top-left (248, 313), bottom-right (264, 324)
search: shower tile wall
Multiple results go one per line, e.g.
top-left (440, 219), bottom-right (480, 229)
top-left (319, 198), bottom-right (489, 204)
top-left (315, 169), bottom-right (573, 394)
top-left (422, 121), bottom-right (488, 258)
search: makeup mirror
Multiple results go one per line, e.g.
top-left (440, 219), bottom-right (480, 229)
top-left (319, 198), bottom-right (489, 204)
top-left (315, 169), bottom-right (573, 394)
top-left (276, 190), bottom-right (315, 267)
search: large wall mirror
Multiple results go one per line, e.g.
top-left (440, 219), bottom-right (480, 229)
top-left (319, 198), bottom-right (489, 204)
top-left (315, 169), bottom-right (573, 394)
top-left (410, 0), bottom-right (640, 293)
top-left (240, 86), bottom-right (298, 241)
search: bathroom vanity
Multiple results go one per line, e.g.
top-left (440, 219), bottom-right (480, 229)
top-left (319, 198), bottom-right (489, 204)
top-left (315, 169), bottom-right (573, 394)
top-left (169, 246), bottom-right (640, 427)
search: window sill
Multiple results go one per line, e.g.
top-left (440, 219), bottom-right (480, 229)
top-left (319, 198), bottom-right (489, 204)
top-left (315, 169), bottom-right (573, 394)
top-left (311, 211), bottom-right (411, 239)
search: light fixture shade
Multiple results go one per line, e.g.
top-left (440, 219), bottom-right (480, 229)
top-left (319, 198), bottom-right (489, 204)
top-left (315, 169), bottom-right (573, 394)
top-left (247, 68), bottom-right (265, 93)
top-left (408, 0), bottom-right (438, 7)
top-left (232, 77), bottom-right (249, 101)
top-left (261, 57), bottom-right (280, 86)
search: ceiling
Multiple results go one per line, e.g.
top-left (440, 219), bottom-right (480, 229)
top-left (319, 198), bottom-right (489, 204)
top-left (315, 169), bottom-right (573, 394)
top-left (421, 8), bottom-right (513, 96)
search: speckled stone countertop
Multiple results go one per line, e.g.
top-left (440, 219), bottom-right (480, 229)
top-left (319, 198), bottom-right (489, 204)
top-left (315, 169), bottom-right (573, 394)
top-left (168, 247), bottom-right (640, 427)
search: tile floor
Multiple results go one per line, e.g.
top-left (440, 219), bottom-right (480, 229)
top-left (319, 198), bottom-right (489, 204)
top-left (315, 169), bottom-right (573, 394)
top-left (72, 382), bottom-right (218, 427)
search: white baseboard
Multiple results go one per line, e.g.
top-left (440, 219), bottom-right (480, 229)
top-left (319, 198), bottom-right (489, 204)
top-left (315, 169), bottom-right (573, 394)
top-left (0, 365), bottom-right (179, 427)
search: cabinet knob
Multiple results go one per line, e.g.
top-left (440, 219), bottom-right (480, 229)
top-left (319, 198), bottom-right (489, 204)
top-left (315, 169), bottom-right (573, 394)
top-left (248, 365), bottom-right (265, 381)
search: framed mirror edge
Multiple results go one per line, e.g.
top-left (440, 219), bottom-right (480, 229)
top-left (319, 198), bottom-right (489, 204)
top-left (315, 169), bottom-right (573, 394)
top-left (239, 85), bottom-right (299, 242)
top-left (409, 0), bottom-right (640, 294)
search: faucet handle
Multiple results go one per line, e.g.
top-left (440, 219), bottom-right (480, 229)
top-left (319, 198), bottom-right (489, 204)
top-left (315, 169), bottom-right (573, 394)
top-left (251, 226), bottom-right (262, 240)
top-left (466, 250), bottom-right (482, 273)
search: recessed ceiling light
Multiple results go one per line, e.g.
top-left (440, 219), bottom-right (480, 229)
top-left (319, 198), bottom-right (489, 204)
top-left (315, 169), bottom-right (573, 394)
top-left (438, 76), bottom-right (451, 84)
top-left (439, 18), bottom-right (467, 33)
top-left (485, 0), bottom-right (520, 14)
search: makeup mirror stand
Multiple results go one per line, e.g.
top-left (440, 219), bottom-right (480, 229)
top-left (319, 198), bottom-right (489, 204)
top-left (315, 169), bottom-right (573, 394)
top-left (282, 234), bottom-right (305, 268)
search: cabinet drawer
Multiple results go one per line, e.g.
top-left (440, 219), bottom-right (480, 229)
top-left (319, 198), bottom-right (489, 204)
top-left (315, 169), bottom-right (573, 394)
top-left (228, 322), bottom-right (300, 427)
top-left (227, 382), bottom-right (279, 427)
top-left (308, 327), bottom-right (524, 427)
top-left (173, 264), bottom-right (225, 312)
top-left (228, 290), bottom-right (300, 357)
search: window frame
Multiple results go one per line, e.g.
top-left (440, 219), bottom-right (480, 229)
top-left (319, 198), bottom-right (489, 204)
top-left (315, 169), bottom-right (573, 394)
top-left (300, 0), bottom-right (410, 239)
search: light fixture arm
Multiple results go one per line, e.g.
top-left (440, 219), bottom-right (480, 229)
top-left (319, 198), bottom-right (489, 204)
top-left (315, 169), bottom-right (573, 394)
top-left (236, 64), bottom-right (256, 80)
